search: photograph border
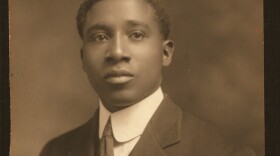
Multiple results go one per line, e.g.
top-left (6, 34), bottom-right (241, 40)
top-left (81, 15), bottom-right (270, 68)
top-left (1, 0), bottom-right (280, 155)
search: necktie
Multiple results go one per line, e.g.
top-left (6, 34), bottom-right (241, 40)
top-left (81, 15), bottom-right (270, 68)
top-left (99, 118), bottom-right (114, 156)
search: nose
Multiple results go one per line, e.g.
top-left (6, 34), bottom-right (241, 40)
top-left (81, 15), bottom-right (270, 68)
top-left (105, 35), bottom-right (130, 64)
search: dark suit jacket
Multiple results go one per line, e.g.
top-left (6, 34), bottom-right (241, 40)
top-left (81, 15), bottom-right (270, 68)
top-left (40, 95), bottom-right (256, 156)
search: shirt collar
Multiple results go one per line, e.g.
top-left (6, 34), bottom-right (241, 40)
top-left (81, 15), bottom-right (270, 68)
top-left (99, 87), bottom-right (164, 142)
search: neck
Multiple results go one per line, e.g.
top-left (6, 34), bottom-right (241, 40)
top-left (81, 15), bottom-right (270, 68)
top-left (100, 87), bottom-right (162, 113)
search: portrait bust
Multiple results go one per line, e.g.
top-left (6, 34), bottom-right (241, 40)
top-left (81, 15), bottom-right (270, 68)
top-left (10, 0), bottom-right (263, 156)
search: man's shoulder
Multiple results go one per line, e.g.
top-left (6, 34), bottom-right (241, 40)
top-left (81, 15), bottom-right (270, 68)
top-left (173, 109), bottom-right (256, 156)
top-left (181, 111), bottom-right (225, 139)
top-left (157, 95), bottom-right (255, 155)
top-left (50, 121), bottom-right (90, 145)
top-left (40, 121), bottom-right (88, 156)
top-left (40, 114), bottom-right (99, 156)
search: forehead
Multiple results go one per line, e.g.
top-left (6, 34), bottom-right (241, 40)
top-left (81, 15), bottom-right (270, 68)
top-left (84, 0), bottom-right (158, 31)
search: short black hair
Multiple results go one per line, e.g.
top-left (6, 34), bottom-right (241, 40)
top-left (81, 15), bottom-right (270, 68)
top-left (76, 0), bottom-right (171, 39)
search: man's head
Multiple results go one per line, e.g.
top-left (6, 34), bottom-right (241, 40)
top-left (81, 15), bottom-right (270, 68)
top-left (77, 0), bottom-right (171, 40)
top-left (77, 0), bottom-right (174, 112)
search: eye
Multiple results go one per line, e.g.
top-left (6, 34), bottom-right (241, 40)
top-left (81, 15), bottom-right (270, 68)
top-left (90, 33), bottom-right (109, 42)
top-left (129, 31), bottom-right (145, 40)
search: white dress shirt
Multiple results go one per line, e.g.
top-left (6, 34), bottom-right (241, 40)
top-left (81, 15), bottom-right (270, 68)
top-left (99, 87), bottom-right (164, 156)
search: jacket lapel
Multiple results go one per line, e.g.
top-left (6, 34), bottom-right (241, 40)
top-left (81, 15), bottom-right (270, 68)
top-left (130, 95), bottom-right (183, 156)
top-left (67, 110), bottom-right (99, 156)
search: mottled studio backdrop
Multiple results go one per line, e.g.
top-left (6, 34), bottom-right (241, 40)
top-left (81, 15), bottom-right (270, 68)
top-left (10, 0), bottom-right (263, 156)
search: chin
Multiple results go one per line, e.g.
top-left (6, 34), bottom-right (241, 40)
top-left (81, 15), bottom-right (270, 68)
top-left (104, 91), bottom-right (143, 107)
top-left (109, 95), bottom-right (138, 106)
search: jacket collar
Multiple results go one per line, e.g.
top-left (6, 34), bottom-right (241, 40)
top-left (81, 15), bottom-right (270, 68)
top-left (130, 94), bottom-right (183, 156)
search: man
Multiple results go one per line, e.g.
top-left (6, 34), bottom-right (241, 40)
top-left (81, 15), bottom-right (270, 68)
top-left (40, 0), bottom-right (256, 155)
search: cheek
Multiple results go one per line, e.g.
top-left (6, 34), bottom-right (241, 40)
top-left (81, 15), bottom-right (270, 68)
top-left (140, 45), bottom-right (163, 64)
top-left (82, 53), bottom-right (103, 76)
top-left (83, 44), bottom-right (105, 65)
top-left (136, 47), bottom-right (163, 77)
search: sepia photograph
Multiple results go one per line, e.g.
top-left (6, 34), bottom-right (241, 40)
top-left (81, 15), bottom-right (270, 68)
top-left (9, 0), bottom-right (263, 156)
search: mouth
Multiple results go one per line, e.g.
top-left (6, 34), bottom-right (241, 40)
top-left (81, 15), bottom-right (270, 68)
top-left (103, 69), bottom-right (134, 84)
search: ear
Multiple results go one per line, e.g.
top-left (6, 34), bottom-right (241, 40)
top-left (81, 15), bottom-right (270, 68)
top-left (162, 40), bottom-right (174, 67)
top-left (80, 48), bottom-right (84, 59)
top-left (80, 48), bottom-right (86, 72)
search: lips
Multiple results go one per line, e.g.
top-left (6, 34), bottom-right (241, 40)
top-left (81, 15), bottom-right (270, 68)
top-left (103, 69), bottom-right (134, 84)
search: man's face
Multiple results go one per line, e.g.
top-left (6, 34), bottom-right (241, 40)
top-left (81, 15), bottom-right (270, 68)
top-left (81, 0), bottom-right (173, 111)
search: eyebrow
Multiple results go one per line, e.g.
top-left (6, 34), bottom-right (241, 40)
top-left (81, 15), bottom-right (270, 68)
top-left (85, 20), bottom-right (150, 36)
top-left (126, 20), bottom-right (149, 29)
top-left (85, 23), bottom-right (113, 35)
